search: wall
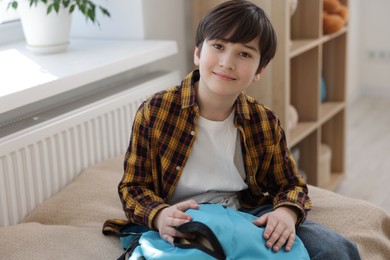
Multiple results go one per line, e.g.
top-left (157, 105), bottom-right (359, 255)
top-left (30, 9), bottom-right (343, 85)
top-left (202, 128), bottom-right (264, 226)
top-left (142, 0), bottom-right (193, 78)
top-left (348, 0), bottom-right (390, 100)
top-left (346, 0), bottom-right (361, 103)
top-left (70, 0), bottom-right (191, 81)
top-left (358, 0), bottom-right (390, 97)
top-left (70, 0), bottom-right (145, 39)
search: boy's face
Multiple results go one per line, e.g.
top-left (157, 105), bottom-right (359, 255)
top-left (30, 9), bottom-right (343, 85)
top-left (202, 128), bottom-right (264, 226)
top-left (194, 37), bottom-right (263, 99)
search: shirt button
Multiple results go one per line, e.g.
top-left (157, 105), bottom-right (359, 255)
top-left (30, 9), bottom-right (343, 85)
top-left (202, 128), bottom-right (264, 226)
top-left (176, 166), bottom-right (181, 171)
top-left (190, 130), bottom-right (195, 136)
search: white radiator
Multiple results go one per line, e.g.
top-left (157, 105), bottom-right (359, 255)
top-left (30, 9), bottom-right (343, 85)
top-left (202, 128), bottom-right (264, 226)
top-left (0, 71), bottom-right (180, 227)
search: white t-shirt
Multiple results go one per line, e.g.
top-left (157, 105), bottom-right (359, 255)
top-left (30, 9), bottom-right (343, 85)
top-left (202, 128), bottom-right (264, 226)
top-left (168, 110), bottom-right (247, 209)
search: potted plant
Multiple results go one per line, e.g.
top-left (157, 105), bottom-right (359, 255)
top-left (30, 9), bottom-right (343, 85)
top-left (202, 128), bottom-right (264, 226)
top-left (4, 0), bottom-right (110, 54)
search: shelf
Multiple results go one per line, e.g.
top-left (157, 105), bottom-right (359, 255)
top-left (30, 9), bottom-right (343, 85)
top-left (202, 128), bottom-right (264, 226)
top-left (289, 122), bottom-right (318, 147)
top-left (320, 102), bottom-right (345, 124)
top-left (289, 27), bottom-right (347, 59)
top-left (289, 38), bottom-right (320, 58)
top-left (274, 0), bottom-right (348, 190)
top-left (0, 39), bottom-right (178, 114)
top-left (320, 27), bottom-right (348, 45)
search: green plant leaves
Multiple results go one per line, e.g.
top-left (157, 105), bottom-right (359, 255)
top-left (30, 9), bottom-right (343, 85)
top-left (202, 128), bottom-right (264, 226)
top-left (3, 0), bottom-right (110, 24)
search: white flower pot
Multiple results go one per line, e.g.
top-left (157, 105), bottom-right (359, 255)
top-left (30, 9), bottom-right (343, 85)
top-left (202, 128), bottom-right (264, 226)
top-left (18, 1), bottom-right (72, 54)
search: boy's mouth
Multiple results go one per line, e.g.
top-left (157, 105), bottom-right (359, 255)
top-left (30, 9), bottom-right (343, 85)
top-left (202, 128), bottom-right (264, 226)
top-left (212, 71), bottom-right (236, 81)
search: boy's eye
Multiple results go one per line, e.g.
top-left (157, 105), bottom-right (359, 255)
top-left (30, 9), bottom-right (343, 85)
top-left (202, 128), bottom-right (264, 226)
top-left (213, 44), bottom-right (223, 50)
top-left (240, 52), bottom-right (252, 58)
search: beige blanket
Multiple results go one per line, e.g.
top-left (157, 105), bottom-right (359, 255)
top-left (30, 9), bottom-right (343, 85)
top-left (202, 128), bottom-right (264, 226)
top-left (0, 155), bottom-right (389, 259)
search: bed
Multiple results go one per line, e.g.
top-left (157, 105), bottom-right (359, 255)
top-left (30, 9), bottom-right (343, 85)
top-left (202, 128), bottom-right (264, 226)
top-left (0, 155), bottom-right (389, 259)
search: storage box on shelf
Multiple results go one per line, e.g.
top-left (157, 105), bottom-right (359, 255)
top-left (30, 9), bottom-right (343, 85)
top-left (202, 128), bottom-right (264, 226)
top-left (192, 0), bottom-right (349, 190)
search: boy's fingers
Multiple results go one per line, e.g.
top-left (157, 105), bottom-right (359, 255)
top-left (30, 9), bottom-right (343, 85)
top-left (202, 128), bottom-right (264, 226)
top-left (253, 214), bottom-right (267, 227)
top-left (171, 209), bottom-right (191, 219)
top-left (271, 227), bottom-right (290, 252)
top-left (162, 226), bottom-right (196, 245)
top-left (263, 216), bottom-right (277, 240)
top-left (168, 215), bottom-right (191, 227)
top-left (162, 233), bottom-right (175, 245)
top-left (284, 233), bottom-right (296, 251)
top-left (175, 200), bottom-right (199, 212)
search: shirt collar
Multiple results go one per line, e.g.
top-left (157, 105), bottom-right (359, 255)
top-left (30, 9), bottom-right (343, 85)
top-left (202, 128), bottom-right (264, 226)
top-left (180, 70), bottom-right (198, 109)
top-left (180, 70), bottom-right (251, 121)
top-left (235, 92), bottom-right (251, 121)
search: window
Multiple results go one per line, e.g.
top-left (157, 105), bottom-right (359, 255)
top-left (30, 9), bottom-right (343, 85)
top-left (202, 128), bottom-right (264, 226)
top-left (0, 0), bottom-right (19, 24)
top-left (0, 0), bottom-right (23, 45)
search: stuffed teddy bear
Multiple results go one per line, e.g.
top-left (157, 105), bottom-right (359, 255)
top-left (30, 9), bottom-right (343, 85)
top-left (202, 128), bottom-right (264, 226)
top-left (323, 0), bottom-right (349, 34)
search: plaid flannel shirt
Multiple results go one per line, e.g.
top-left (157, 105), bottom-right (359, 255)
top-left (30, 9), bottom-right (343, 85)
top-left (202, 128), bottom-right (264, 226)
top-left (115, 70), bottom-right (311, 231)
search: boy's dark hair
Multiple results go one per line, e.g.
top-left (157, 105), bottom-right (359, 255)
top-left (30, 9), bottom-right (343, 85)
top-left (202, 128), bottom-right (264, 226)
top-left (195, 0), bottom-right (277, 70)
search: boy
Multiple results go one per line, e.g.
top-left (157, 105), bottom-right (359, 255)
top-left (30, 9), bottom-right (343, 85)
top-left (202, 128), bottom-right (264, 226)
top-left (116, 0), bottom-right (360, 258)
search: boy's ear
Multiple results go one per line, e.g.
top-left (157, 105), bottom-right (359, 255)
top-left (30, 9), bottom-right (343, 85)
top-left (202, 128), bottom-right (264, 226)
top-left (253, 74), bottom-right (261, 82)
top-left (194, 47), bottom-right (200, 66)
top-left (253, 67), bottom-right (266, 82)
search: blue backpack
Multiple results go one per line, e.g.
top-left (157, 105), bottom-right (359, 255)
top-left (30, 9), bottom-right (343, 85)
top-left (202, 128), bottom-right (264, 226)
top-left (119, 204), bottom-right (309, 260)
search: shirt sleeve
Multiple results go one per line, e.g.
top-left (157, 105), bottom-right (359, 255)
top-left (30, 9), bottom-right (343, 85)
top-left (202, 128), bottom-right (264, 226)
top-left (118, 101), bottom-right (169, 229)
top-left (265, 118), bottom-right (312, 225)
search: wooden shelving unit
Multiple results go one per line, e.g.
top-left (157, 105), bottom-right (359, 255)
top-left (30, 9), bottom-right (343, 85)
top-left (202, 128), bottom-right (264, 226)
top-left (192, 0), bottom-right (349, 190)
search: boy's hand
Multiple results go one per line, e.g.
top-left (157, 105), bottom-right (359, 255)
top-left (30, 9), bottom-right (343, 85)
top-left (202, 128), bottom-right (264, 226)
top-left (153, 200), bottom-right (199, 245)
top-left (253, 207), bottom-right (298, 252)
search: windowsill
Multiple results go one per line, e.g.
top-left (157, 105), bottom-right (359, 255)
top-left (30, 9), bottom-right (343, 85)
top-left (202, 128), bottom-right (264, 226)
top-left (0, 38), bottom-right (178, 114)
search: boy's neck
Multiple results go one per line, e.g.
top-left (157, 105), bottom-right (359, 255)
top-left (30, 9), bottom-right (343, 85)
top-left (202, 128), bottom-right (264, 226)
top-left (199, 104), bottom-right (234, 121)
top-left (194, 81), bottom-right (236, 121)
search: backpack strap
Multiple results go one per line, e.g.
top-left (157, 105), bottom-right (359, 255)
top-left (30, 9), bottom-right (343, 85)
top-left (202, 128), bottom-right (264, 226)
top-left (117, 236), bottom-right (142, 260)
top-left (174, 221), bottom-right (226, 260)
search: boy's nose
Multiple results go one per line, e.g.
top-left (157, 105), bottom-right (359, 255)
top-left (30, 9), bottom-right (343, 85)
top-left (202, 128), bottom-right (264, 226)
top-left (219, 53), bottom-right (236, 70)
